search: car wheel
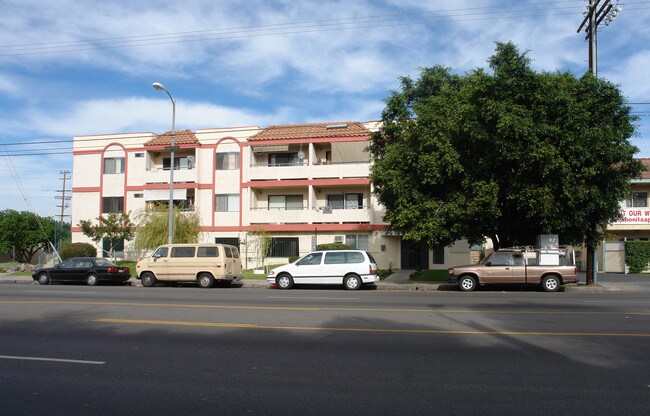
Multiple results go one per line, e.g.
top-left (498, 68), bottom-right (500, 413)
top-left (198, 273), bottom-right (215, 288)
top-left (458, 275), bottom-right (477, 292)
top-left (86, 274), bottom-right (99, 286)
top-left (276, 274), bottom-right (294, 290)
top-left (37, 273), bottom-right (50, 285)
top-left (344, 274), bottom-right (362, 290)
top-left (541, 275), bottom-right (560, 292)
top-left (141, 272), bottom-right (157, 287)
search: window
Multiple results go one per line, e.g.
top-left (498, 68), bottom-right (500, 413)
top-left (102, 197), bottom-right (124, 213)
top-left (432, 246), bottom-right (444, 264)
top-left (171, 247), bottom-right (195, 258)
top-left (324, 251), bottom-right (364, 264)
top-left (268, 195), bottom-right (303, 210)
top-left (297, 252), bottom-right (322, 266)
top-left (216, 194), bottom-right (240, 212)
top-left (163, 156), bottom-right (191, 170)
top-left (488, 253), bottom-right (511, 266)
top-left (328, 193), bottom-right (363, 209)
top-left (135, 153), bottom-right (144, 158)
top-left (346, 235), bottom-right (369, 251)
top-left (215, 237), bottom-right (239, 247)
top-left (269, 153), bottom-right (301, 167)
top-left (134, 193), bottom-right (143, 198)
top-left (103, 157), bottom-right (125, 174)
top-left (269, 237), bottom-right (299, 257)
top-left (197, 247), bottom-right (219, 257)
top-left (154, 247), bottom-right (168, 258)
top-left (102, 238), bottom-right (124, 258)
top-left (627, 192), bottom-right (648, 207)
top-left (224, 246), bottom-right (233, 258)
top-left (216, 152), bottom-right (240, 170)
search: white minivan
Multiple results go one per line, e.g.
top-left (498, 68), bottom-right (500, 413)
top-left (267, 250), bottom-right (379, 290)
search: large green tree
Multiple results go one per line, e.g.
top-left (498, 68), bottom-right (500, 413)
top-left (133, 205), bottom-right (201, 250)
top-left (369, 42), bottom-right (642, 253)
top-left (0, 209), bottom-right (59, 263)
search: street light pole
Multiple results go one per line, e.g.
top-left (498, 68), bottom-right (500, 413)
top-left (152, 82), bottom-right (176, 245)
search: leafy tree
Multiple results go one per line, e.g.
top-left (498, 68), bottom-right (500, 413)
top-left (0, 209), bottom-right (58, 263)
top-left (369, 42), bottom-right (642, 256)
top-left (79, 212), bottom-right (136, 260)
top-left (133, 204), bottom-right (201, 250)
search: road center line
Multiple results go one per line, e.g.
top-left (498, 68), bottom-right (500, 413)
top-left (94, 318), bottom-right (650, 338)
top-left (0, 355), bottom-right (105, 365)
top-left (24, 291), bottom-right (96, 295)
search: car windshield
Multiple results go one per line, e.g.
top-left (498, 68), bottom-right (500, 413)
top-left (94, 258), bottom-right (116, 267)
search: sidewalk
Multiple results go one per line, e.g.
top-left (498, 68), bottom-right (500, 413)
top-left (2, 272), bottom-right (649, 292)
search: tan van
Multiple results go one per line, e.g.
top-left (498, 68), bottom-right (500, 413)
top-left (136, 244), bottom-right (243, 288)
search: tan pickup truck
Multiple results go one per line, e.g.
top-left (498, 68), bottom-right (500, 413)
top-left (448, 248), bottom-right (578, 292)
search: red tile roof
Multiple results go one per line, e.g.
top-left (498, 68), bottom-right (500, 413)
top-left (248, 122), bottom-right (370, 141)
top-left (144, 129), bottom-right (198, 146)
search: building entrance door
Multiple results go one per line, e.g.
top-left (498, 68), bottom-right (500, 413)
top-left (400, 239), bottom-right (429, 269)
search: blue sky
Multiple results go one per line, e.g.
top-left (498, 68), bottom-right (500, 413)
top-left (1, 0), bottom-right (649, 220)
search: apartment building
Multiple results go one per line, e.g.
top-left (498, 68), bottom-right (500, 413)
top-left (71, 121), bottom-right (477, 270)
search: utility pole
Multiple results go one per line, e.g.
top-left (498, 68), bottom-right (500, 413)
top-left (55, 170), bottom-right (71, 225)
top-left (577, 0), bottom-right (622, 76)
top-left (576, 0), bottom-right (622, 285)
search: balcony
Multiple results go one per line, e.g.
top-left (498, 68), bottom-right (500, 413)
top-left (249, 161), bottom-right (370, 181)
top-left (144, 167), bottom-right (196, 184)
top-left (248, 206), bottom-right (372, 225)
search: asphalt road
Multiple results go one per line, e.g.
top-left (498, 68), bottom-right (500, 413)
top-left (1, 284), bottom-right (649, 415)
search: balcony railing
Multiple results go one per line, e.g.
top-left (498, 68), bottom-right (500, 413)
top-left (248, 206), bottom-right (372, 224)
top-left (249, 160), bottom-right (370, 180)
top-left (144, 167), bottom-right (196, 184)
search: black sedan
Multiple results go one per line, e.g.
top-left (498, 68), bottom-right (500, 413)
top-left (32, 257), bottom-right (132, 286)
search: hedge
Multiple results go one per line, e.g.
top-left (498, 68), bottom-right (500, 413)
top-left (625, 241), bottom-right (650, 274)
top-left (60, 242), bottom-right (97, 260)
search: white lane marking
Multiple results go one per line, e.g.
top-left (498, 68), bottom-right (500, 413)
top-left (583, 301), bottom-right (649, 303)
top-left (0, 355), bottom-right (105, 365)
top-left (267, 296), bottom-right (360, 300)
top-left (25, 291), bottom-right (95, 295)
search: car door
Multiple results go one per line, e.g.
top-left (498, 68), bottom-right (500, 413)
top-left (292, 252), bottom-right (323, 283)
top-left (150, 247), bottom-right (170, 280)
top-left (482, 252), bottom-right (514, 283)
top-left (322, 251), bottom-right (349, 284)
top-left (49, 258), bottom-right (77, 282)
top-left (55, 258), bottom-right (89, 282)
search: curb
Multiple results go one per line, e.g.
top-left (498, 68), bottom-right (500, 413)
top-left (1, 276), bottom-right (611, 292)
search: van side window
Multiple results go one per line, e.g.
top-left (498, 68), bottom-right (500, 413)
top-left (346, 252), bottom-right (365, 263)
top-left (224, 246), bottom-right (233, 258)
top-left (324, 252), bottom-right (347, 264)
top-left (197, 247), bottom-right (219, 257)
top-left (154, 247), bottom-right (168, 258)
top-left (231, 247), bottom-right (240, 258)
top-left (297, 253), bottom-right (322, 265)
top-left (171, 247), bottom-right (196, 258)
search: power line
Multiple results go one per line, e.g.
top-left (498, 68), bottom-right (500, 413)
top-left (5, 2), bottom-right (649, 57)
